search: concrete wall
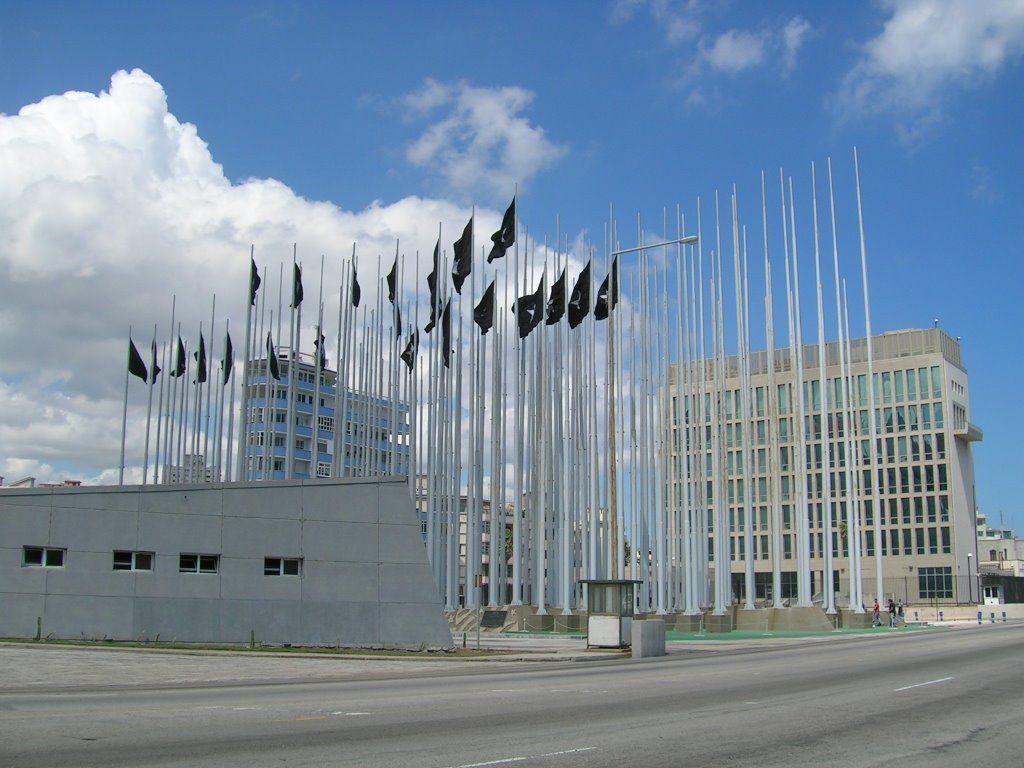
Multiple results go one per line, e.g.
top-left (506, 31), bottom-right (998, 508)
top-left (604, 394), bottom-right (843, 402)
top-left (0, 478), bottom-right (453, 649)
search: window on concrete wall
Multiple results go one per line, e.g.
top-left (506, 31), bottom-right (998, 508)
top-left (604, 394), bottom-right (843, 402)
top-left (918, 566), bottom-right (952, 598)
top-left (264, 557), bottom-right (302, 576)
top-left (22, 546), bottom-right (65, 567)
top-left (113, 551), bottom-right (154, 571)
top-left (179, 554), bottom-right (219, 573)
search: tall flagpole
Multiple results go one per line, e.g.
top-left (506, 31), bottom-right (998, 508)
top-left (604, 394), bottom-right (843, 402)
top-left (854, 148), bottom-right (885, 606)
top-left (142, 324), bottom-right (158, 486)
top-left (812, 162), bottom-right (836, 614)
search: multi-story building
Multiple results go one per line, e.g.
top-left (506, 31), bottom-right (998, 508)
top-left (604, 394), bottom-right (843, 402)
top-left (668, 327), bottom-right (982, 606)
top-left (241, 351), bottom-right (411, 481)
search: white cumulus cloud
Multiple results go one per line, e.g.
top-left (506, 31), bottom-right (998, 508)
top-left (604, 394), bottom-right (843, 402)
top-left (402, 79), bottom-right (568, 200)
top-left (837, 0), bottom-right (1024, 136)
top-left (0, 70), bottom-right (550, 486)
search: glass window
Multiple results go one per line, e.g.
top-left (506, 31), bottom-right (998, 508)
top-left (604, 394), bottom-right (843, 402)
top-left (882, 372), bottom-right (892, 403)
top-left (264, 557), bottom-right (302, 576)
top-left (915, 528), bottom-right (926, 555)
top-left (894, 371), bottom-right (904, 402)
top-left (858, 375), bottom-right (868, 406)
top-left (918, 566), bottom-right (952, 598)
top-left (933, 402), bottom-right (944, 429)
top-left (907, 371), bottom-right (916, 401)
top-left (113, 551), bottom-right (153, 572)
top-left (931, 366), bottom-right (942, 398)
top-left (896, 407), bottom-right (906, 432)
top-left (23, 546), bottom-right (65, 567)
top-left (180, 554), bottom-right (219, 574)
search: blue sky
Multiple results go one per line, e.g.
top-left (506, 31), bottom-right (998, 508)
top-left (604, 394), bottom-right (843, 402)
top-left (1, 1), bottom-right (1022, 530)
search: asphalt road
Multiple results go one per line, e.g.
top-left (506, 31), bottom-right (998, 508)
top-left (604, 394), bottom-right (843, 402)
top-left (2, 625), bottom-right (1022, 767)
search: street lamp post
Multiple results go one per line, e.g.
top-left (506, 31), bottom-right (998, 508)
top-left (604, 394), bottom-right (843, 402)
top-left (966, 553), bottom-right (974, 604)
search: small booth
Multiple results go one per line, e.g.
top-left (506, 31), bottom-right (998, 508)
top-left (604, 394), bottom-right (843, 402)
top-left (581, 579), bottom-right (641, 649)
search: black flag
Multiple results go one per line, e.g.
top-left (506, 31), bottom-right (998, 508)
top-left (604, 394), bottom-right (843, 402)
top-left (594, 257), bottom-right (620, 321)
top-left (169, 337), bottom-right (186, 377)
top-left (474, 279), bottom-right (496, 336)
top-left (568, 260), bottom-right (592, 329)
top-left (451, 215), bottom-right (473, 294)
top-left (266, 333), bottom-right (280, 380)
top-left (487, 197), bottom-right (515, 263)
top-left (291, 263), bottom-right (303, 309)
top-left (249, 257), bottom-right (261, 306)
top-left (400, 330), bottom-right (418, 371)
top-left (193, 334), bottom-right (207, 384)
top-left (441, 299), bottom-right (453, 368)
top-left (313, 327), bottom-right (327, 370)
top-left (222, 332), bottom-right (234, 386)
top-left (149, 340), bottom-right (162, 384)
top-left (393, 304), bottom-right (402, 340)
top-left (128, 338), bottom-right (148, 382)
top-left (351, 264), bottom-right (361, 308)
top-left (546, 268), bottom-right (567, 326)
top-left (387, 256), bottom-right (398, 304)
top-left (514, 277), bottom-right (545, 339)
top-left (424, 239), bottom-right (441, 333)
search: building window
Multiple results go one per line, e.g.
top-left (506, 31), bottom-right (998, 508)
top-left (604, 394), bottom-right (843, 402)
top-left (179, 554), bottom-right (219, 573)
top-left (918, 566), bottom-right (952, 599)
top-left (264, 557), bottom-right (302, 576)
top-left (23, 546), bottom-right (65, 568)
top-left (113, 550), bottom-right (154, 571)
top-left (317, 462), bottom-right (331, 478)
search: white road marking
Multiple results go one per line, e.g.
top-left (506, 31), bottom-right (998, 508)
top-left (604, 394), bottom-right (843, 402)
top-left (893, 676), bottom-right (954, 692)
top-left (331, 711), bottom-right (370, 716)
top-left (448, 747), bottom-right (595, 768)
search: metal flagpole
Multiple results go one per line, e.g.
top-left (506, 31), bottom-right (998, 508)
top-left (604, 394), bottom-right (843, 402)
top-left (236, 248), bottom-right (256, 482)
top-left (203, 296), bottom-right (216, 477)
top-left (142, 325), bottom-right (158, 486)
top-left (812, 162), bottom-right (836, 615)
top-left (761, 174), bottom-right (783, 609)
top-left (785, 173), bottom-right (813, 607)
top-left (854, 148), bottom-right (885, 606)
top-left (223, 319), bottom-right (235, 481)
top-left (119, 326), bottom-right (136, 486)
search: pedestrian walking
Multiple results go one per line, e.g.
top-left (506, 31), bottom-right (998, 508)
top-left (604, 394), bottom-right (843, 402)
top-left (888, 599), bottom-right (896, 627)
top-left (873, 599), bottom-right (881, 627)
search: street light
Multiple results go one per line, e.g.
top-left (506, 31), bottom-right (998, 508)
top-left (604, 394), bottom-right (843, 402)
top-left (966, 553), bottom-right (974, 604)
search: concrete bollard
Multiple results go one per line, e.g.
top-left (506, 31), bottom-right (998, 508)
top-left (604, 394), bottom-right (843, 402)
top-left (977, 611), bottom-right (982, 625)
top-left (631, 619), bottom-right (666, 659)
top-left (990, 612), bottom-right (996, 624)
top-left (1002, 611), bottom-right (1007, 622)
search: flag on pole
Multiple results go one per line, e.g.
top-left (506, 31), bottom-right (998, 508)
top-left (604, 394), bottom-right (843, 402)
top-left (387, 256), bottom-right (398, 304)
top-left (128, 338), bottom-right (148, 382)
top-left (400, 330), bottom-right (419, 371)
top-left (193, 334), bottom-right (207, 384)
top-left (351, 264), bottom-right (361, 308)
top-left (441, 299), bottom-right (453, 368)
top-left (487, 197), bottom-right (515, 263)
top-left (568, 260), bottom-right (592, 329)
top-left (222, 331), bottom-right (234, 386)
top-left (594, 256), bottom-right (620, 321)
top-left (249, 257), bottom-right (261, 306)
top-left (452, 216), bottom-right (473, 294)
top-left (169, 337), bottom-right (186, 377)
top-left (514, 277), bottom-right (545, 339)
top-left (291, 263), bottom-right (303, 309)
top-left (149, 340), bottom-right (162, 384)
top-left (546, 267), bottom-right (567, 325)
top-left (266, 333), bottom-right (281, 380)
top-left (393, 304), bottom-right (402, 340)
top-left (474, 279), bottom-right (496, 335)
top-left (313, 327), bottom-right (327, 369)
top-left (425, 239), bottom-right (441, 333)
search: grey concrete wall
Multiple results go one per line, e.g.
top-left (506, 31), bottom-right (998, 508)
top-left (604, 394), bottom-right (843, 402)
top-left (0, 478), bottom-right (453, 649)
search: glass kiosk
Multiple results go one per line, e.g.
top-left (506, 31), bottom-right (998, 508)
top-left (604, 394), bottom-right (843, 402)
top-left (581, 580), bottom-right (641, 648)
